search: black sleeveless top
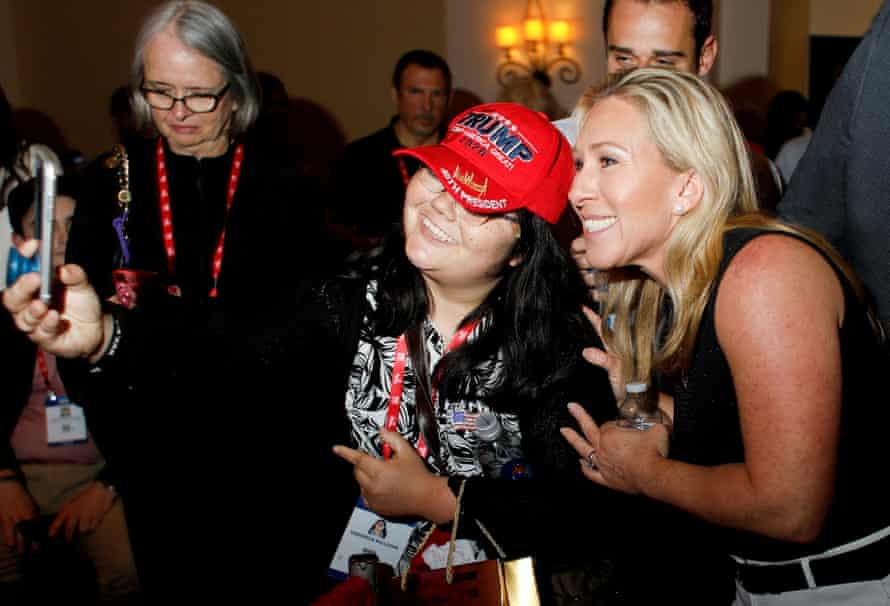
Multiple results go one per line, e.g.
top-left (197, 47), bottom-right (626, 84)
top-left (671, 227), bottom-right (890, 561)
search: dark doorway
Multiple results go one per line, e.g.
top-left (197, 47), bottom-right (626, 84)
top-left (809, 35), bottom-right (861, 123)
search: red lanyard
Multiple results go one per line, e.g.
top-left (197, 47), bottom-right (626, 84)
top-left (156, 138), bottom-right (245, 298)
top-left (35, 350), bottom-right (53, 395)
top-left (397, 157), bottom-right (410, 188)
top-left (383, 320), bottom-right (479, 460)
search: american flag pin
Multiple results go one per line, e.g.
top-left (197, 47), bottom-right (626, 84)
top-left (453, 410), bottom-right (478, 432)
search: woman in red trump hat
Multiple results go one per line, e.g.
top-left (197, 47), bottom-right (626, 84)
top-left (323, 103), bottom-right (627, 600)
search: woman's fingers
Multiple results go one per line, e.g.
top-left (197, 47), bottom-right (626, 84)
top-left (17, 239), bottom-right (40, 258)
top-left (561, 408), bottom-right (607, 485)
top-left (33, 309), bottom-right (62, 338)
top-left (564, 402), bottom-right (602, 446)
top-left (581, 305), bottom-right (603, 339)
top-left (560, 426), bottom-right (591, 458)
top-left (578, 308), bottom-right (623, 401)
top-left (570, 235), bottom-right (588, 261)
top-left (379, 429), bottom-right (413, 459)
top-left (16, 300), bottom-right (51, 334)
top-left (57, 264), bottom-right (91, 290)
top-left (333, 444), bottom-right (381, 487)
top-left (332, 444), bottom-right (361, 465)
top-left (2, 273), bottom-right (42, 315)
top-left (578, 457), bottom-right (606, 483)
top-left (570, 237), bottom-right (599, 287)
top-left (581, 305), bottom-right (617, 355)
top-left (581, 346), bottom-right (616, 373)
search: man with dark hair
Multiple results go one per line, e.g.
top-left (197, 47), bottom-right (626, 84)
top-left (326, 49), bottom-right (452, 263)
top-left (602, 0), bottom-right (716, 74)
top-left (391, 49), bottom-right (453, 106)
top-left (556, 0), bottom-right (718, 143)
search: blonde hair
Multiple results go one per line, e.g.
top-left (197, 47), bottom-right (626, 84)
top-left (572, 68), bottom-right (880, 384)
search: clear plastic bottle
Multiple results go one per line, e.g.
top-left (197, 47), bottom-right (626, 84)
top-left (617, 382), bottom-right (668, 430)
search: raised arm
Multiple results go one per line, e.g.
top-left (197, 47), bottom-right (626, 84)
top-left (2, 259), bottom-right (111, 363)
top-left (642, 236), bottom-right (841, 541)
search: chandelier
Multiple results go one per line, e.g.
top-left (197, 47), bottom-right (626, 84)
top-left (495, 0), bottom-right (581, 87)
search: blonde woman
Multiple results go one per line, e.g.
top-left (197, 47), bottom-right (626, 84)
top-left (562, 68), bottom-right (890, 604)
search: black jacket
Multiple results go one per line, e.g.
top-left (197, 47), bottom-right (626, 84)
top-left (778, 0), bottom-right (890, 337)
top-left (58, 138), bottom-right (333, 603)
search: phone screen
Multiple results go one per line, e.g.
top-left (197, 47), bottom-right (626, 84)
top-left (33, 155), bottom-right (57, 304)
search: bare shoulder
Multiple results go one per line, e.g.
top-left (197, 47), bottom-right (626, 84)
top-left (715, 233), bottom-right (845, 336)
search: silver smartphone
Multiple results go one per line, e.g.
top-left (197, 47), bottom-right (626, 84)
top-left (31, 148), bottom-right (58, 304)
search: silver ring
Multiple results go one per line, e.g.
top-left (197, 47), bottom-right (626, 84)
top-left (584, 447), bottom-right (598, 470)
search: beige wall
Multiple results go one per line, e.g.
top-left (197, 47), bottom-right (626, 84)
top-left (7, 0), bottom-right (446, 158)
top-left (770, 0), bottom-right (810, 94)
top-left (0, 1), bottom-right (22, 104)
top-left (219, 1), bottom-right (446, 142)
top-left (11, 0), bottom-right (884, 161)
top-left (446, 0), bottom-right (605, 117)
top-left (713, 0), bottom-right (771, 87)
top-left (770, 0), bottom-right (883, 96)
top-left (10, 1), bottom-right (149, 157)
top-left (810, 0), bottom-right (882, 36)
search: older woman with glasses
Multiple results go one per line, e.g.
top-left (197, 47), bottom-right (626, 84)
top-left (3, 1), bottom-right (321, 602)
top-left (68, 0), bottom-right (318, 306)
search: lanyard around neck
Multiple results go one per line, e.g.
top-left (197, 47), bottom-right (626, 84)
top-left (35, 349), bottom-right (54, 396)
top-left (155, 138), bottom-right (244, 298)
top-left (397, 157), bottom-right (410, 188)
top-left (383, 319), bottom-right (480, 460)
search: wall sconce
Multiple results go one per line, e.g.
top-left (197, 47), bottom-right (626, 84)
top-left (495, 0), bottom-right (581, 87)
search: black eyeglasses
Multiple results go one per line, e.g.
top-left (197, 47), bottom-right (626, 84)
top-left (140, 83), bottom-right (231, 113)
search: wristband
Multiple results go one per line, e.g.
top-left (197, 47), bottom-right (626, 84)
top-left (90, 314), bottom-right (122, 371)
top-left (103, 314), bottom-right (123, 360)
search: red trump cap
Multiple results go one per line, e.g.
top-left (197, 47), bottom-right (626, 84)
top-left (394, 102), bottom-right (574, 224)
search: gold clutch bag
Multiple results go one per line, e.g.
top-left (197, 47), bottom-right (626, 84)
top-left (384, 480), bottom-right (541, 605)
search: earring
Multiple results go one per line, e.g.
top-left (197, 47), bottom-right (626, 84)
top-left (673, 204), bottom-right (686, 215)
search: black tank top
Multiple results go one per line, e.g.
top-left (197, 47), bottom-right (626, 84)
top-left (671, 227), bottom-right (890, 560)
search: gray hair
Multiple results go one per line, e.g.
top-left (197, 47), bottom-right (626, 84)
top-left (129, 1), bottom-right (260, 138)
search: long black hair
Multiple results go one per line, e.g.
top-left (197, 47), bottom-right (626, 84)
top-left (359, 209), bottom-right (596, 456)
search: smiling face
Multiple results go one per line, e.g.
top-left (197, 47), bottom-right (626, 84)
top-left (570, 96), bottom-right (692, 283)
top-left (142, 25), bottom-right (238, 158)
top-left (404, 168), bottom-right (521, 293)
top-left (606, 0), bottom-right (716, 76)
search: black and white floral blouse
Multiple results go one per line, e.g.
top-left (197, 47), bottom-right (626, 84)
top-left (344, 280), bottom-right (523, 478)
